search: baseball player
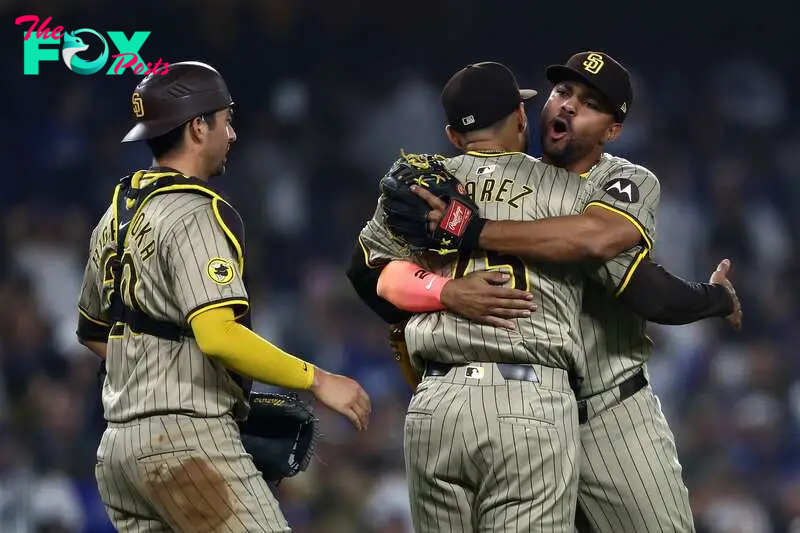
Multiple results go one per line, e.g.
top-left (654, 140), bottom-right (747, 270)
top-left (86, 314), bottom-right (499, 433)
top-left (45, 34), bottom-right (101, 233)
top-left (354, 53), bottom-right (741, 533)
top-left (352, 62), bottom-right (597, 533)
top-left (543, 51), bottom-right (738, 533)
top-left (76, 61), bottom-right (370, 533)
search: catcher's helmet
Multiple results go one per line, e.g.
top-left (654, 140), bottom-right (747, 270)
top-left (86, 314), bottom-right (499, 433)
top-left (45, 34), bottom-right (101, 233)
top-left (121, 61), bottom-right (233, 143)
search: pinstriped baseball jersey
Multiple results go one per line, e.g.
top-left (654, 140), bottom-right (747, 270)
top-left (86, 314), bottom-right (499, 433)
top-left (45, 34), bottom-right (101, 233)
top-left (582, 153), bottom-right (659, 250)
top-left (78, 203), bottom-right (116, 334)
top-left (78, 173), bottom-right (249, 422)
top-left (360, 151), bottom-right (589, 373)
top-left (357, 196), bottom-right (412, 267)
top-left (576, 153), bottom-right (661, 396)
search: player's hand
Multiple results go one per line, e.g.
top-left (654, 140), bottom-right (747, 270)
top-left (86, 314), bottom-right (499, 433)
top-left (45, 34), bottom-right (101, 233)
top-left (310, 369), bottom-right (371, 431)
top-left (441, 271), bottom-right (537, 330)
top-left (709, 259), bottom-right (742, 331)
top-left (410, 184), bottom-right (446, 233)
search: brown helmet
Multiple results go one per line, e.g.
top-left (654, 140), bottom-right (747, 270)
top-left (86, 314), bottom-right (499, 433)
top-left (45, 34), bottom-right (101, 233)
top-left (121, 61), bottom-right (233, 143)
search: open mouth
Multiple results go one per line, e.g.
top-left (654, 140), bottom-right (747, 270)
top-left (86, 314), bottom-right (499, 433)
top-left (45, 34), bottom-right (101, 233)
top-left (549, 117), bottom-right (570, 140)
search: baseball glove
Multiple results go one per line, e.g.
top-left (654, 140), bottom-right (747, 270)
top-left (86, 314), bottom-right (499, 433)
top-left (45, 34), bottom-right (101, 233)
top-left (388, 322), bottom-right (422, 391)
top-left (380, 151), bottom-right (486, 256)
top-left (238, 392), bottom-right (320, 483)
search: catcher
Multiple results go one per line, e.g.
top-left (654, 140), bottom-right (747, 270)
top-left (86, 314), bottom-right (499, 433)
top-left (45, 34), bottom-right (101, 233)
top-left (76, 61), bottom-right (370, 532)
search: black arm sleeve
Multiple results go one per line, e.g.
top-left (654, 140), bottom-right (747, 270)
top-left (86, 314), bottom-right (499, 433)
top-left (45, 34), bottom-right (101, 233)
top-left (618, 258), bottom-right (734, 325)
top-left (345, 244), bottom-right (414, 325)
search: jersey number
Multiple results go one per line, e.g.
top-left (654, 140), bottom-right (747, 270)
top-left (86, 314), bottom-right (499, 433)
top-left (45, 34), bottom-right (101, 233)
top-left (453, 250), bottom-right (530, 291)
top-left (118, 252), bottom-right (140, 310)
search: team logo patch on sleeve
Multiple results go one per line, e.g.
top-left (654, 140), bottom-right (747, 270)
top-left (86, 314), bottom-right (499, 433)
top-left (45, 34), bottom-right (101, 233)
top-left (603, 178), bottom-right (639, 203)
top-left (207, 257), bottom-right (236, 285)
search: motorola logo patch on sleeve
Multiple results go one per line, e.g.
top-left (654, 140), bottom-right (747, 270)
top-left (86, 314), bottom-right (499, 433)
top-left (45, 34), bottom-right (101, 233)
top-left (603, 178), bottom-right (639, 203)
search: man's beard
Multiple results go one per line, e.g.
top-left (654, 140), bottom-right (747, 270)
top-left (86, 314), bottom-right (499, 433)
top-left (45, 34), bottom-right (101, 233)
top-left (539, 131), bottom-right (585, 168)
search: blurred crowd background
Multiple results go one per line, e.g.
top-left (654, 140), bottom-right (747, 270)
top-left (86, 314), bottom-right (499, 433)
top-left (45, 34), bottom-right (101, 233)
top-left (2, 0), bottom-right (799, 531)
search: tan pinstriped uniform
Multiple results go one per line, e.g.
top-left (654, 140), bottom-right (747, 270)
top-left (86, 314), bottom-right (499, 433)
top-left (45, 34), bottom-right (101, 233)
top-left (575, 153), bottom-right (694, 533)
top-left (361, 152), bottom-right (588, 533)
top-left (78, 171), bottom-right (289, 532)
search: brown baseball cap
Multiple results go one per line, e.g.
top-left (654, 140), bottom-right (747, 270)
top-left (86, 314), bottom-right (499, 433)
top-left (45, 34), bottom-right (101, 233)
top-left (121, 61), bottom-right (234, 143)
top-left (546, 51), bottom-right (633, 122)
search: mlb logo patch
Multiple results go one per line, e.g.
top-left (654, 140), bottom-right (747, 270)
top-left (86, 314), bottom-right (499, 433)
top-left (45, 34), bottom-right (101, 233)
top-left (464, 365), bottom-right (485, 380)
top-left (476, 165), bottom-right (496, 175)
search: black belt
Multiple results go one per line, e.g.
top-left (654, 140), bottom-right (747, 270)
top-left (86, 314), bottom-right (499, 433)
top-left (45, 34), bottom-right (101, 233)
top-left (424, 362), bottom-right (540, 383)
top-left (577, 369), bottom-right (648, 424)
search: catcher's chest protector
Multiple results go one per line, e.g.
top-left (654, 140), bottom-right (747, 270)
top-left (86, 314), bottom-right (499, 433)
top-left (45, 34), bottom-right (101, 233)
top-left (109, 171), bottom-right (252, 395)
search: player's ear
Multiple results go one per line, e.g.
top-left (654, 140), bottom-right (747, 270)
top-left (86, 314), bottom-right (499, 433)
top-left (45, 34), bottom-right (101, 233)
top-left (188, 116), bottom-right (208, 143)
top-left (517, 105), bottom-right (528, 133)
top-left (445, 125), bottom-right (466, 151)
top-left (605, 123), bottom-right (622, 143)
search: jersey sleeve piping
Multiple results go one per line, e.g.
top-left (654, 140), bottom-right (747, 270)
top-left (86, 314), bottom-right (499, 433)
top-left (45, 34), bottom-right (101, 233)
top-left (78, 305), bottom-right (111, 327)
top-left (186, 297), bottom-right (250, 324)
top-left (210, 197), bottom-right (244, 275)
top-left (584, 200), bottom-right (654, 250)
top-left (613, 247), bottom-right (650, 297)
top-left (358, 235), bottom-right (387, 269)
top-left (161, 196), bottom-right (244, 274)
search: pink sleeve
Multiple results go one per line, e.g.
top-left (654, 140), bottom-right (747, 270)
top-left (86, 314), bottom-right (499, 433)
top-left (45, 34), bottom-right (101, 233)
top-left (376, 261), bottom-right (449, 312)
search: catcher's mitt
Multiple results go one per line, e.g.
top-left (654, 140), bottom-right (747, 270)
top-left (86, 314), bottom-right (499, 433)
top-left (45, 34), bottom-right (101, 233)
top-left (238, 392), bottom-right (320, 483)
top-left (380, 151), bottom-right (486, 256)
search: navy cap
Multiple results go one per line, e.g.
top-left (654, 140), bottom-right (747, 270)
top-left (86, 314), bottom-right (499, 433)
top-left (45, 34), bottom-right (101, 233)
top-left (442, 62), bottom-right (537, 133)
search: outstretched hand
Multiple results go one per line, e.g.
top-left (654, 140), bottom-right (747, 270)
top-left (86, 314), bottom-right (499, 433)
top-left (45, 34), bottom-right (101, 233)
top-left (709, 259), bottom-right (742, 331)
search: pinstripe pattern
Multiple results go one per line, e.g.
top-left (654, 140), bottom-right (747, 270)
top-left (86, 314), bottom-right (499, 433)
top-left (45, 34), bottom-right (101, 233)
top-left (358, 195), bottom-right (413, 266)
top-left (360, 153), bottom-right (589, 373)
top-left (582, 153), bottom-right (660, 248)
top-left (96, 414), bottom-right (290, 532)
top-left (361, 153), bottom-right (588, 532)
top-left (578, 249), bottom-right (652, 398)
top-left (78, 206), bottom-right (116, 325)
top-left (574, 154), bottom-right (693, 531)
top-left (577, 153), bottom-right (661, 397)
top-left (404, 363), bottom-right (579, 533)
top-left (80, 173), bottom-right (289, 530)
top-left (96, 189), bottom-right (249, 422)
top-left (576, 387), bottom-right (693, 533)
top-left (403, 153), bottom-right (587, 373)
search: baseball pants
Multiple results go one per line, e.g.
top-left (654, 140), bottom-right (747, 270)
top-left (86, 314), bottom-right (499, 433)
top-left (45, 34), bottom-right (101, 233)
top-left (95, 413), bottom-right (290, 533)
top-left (404, 361), bottom-right (580, 533)
top-left (575, 377), bottom-right (694, 533)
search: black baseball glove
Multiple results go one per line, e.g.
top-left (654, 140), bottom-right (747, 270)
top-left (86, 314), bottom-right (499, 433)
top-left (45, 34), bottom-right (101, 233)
top-left (238, 392), bottom-right (320, 483)
top-left (380, 151), bottom-right (486, 256)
